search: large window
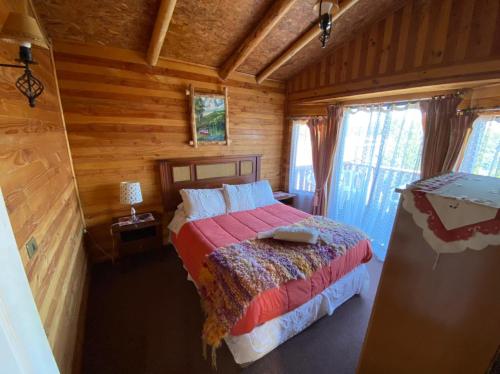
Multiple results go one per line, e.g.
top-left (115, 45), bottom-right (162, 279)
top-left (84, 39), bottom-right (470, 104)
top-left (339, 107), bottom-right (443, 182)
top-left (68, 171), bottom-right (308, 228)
top-left (328, 103), bottom-right (424, 260)
top-left (459, 115), bottom-right (500, 178)
top-left (289, 120), bottom-right (315, 212)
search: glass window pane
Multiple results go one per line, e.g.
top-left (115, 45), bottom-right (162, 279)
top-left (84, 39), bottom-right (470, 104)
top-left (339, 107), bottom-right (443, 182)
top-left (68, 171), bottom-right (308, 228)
top-left (289, 120), bottom-right (315, 212)
top-left (328, 103), bottom-right (423, 261)
top-left (459, 116), bottom-right (500, 178)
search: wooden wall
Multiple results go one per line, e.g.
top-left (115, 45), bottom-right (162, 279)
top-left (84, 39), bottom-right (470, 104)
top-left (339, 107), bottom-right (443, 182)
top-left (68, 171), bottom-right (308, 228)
top-left (287, 0), bottom-right (500, 102)
top-left (0, 4), bottom-right (87, 373)
top-left (52, 41), bottom-right (286, 260)
top-left (466, 83), bottom-right (500, 108)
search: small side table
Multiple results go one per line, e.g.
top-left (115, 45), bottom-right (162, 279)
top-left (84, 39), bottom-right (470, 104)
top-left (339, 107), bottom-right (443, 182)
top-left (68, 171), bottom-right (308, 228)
top-left (111, 211), bottom-right (162, 259)
top-left (273, 191), bottom-right (296, 206)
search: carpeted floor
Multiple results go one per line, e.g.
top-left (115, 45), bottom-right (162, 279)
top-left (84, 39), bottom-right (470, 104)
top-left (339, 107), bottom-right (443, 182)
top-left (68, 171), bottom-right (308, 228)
top-left (82, 248), bottom-right (382, 374)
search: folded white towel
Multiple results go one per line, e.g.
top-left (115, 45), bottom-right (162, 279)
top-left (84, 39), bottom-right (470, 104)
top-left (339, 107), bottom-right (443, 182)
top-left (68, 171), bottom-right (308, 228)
top-left (256, 229), bottom-right (277, 239)
top-left (272, 227), bottom-right (319, 244)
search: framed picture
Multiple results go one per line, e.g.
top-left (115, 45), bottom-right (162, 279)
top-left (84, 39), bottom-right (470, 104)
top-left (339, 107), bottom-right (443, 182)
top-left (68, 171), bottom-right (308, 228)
top-left (189, 85), bottom-right (229, 147)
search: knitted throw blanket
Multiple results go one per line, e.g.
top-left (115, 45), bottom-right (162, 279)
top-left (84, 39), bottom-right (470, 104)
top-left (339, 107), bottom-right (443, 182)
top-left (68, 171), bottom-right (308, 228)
top-left (198, 216), bottom-right (367, 362)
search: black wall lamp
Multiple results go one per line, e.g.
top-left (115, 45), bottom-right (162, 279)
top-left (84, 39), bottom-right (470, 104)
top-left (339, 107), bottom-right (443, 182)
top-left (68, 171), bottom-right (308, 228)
top-left (0, 3), bottom-right (48, 108)
top-left (314, 0), bottom-right (340, 48)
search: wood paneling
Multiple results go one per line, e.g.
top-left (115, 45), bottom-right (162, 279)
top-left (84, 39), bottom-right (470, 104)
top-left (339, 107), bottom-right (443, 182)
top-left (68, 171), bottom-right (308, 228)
top-left (288, 0), bottom-right (500, 102)
top-left (52, 41), bottom-right (286, 261)
top-left (464, 83), bottom-right (500, 109)
top-left (0, 12), bottom-right (87, 374)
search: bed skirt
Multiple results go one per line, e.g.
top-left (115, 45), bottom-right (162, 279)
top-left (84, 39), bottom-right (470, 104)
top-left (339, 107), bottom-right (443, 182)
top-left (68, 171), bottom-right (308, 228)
top-left (224, 264), bottom-right (370, 365)
top-left (170, 241), bottom-right (370, 365)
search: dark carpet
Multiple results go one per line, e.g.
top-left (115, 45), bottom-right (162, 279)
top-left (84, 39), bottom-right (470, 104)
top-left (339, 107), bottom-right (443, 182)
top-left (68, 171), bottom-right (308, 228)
top-left (82, 248), bottom-right (382, 374)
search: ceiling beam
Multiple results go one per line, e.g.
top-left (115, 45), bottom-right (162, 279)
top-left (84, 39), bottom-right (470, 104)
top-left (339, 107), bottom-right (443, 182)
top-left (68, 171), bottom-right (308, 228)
top-left (256, 0), bottom-right (361, 84)
top-left (219, 0), bottom-right (298, 80)
top-left (147, 0), bottom-right (177, 66)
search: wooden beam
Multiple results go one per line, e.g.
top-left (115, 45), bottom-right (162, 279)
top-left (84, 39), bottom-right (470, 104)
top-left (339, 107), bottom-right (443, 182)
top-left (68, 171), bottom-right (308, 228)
top-left (288, 59), bottom-right (500, 103)
top-left (147, 0), bottom-right (177, 66)
top-left (256, 0), bottom-right (361, 84)
top-left (219, 0), bottom-right (298, 80)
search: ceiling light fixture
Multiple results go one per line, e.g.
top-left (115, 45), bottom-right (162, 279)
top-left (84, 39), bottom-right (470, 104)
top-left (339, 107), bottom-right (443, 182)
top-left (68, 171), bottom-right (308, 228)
top-left (314, 0), bottom-right (339, 48)
top-left (0, 2), bottom-right (48, 108)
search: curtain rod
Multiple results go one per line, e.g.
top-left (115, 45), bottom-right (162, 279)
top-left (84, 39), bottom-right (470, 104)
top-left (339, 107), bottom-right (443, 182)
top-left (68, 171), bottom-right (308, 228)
top-left (460, 106), bottom-right (500, 113)
top-left (344, 98), bottom-right (428, 108)
top-left (345, 92), bottom-right (467, 108)
top-left (287, 103), bottom-right (499, 120)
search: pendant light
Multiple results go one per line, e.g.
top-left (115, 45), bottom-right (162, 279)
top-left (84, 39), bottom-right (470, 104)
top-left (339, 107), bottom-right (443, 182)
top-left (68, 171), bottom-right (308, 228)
top-left (314, 0), bottom-right (339, 48)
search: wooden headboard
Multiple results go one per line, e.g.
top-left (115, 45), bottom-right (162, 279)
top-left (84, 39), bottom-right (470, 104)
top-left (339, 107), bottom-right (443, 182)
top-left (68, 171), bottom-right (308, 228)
top-left (158, 155), bottom-right (262, 211)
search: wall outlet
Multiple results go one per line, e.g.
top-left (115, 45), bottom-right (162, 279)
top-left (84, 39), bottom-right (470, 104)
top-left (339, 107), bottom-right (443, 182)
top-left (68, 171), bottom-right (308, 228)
top-left (26, 237), bottom-right (38, 259)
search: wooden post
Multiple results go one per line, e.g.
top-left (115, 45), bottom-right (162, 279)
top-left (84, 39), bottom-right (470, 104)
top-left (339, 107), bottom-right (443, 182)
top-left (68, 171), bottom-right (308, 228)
top-left (224, 86), bottom-right (230, 146)
top-left (147, 0), bottom-right (177, 66)
top-left (256, 0), bottom-right (361, 84)
top-left (189, 84), bottom-right (197, 148)
top-left (219, 0), bottom-right (298, 80)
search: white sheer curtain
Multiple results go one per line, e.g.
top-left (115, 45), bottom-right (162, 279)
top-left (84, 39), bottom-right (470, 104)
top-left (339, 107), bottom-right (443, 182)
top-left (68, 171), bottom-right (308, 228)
top-left (289, 120), bottom-right (315, 213)
top-left (459, 115), bottom-right (500, 178)
top-left (328, 103), bottom-right (424, 260)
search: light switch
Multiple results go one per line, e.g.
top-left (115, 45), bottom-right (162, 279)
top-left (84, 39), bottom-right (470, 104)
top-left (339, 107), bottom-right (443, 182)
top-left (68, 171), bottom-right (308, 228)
top-left (26, 237), bottom-right (38, 259)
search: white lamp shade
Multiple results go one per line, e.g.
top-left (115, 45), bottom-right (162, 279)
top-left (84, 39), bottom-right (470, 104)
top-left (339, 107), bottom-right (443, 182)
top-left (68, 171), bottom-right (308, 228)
top-left (0, 12), bottom-right (49, 49)
top-left (120, 182), bottom-right (143, 205)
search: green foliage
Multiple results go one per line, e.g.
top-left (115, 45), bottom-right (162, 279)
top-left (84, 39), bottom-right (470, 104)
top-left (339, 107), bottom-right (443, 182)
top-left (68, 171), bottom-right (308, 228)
top-left (195, 95), bottom-right (226, 141)
top-left (195, 97), bottom-right (205, 124)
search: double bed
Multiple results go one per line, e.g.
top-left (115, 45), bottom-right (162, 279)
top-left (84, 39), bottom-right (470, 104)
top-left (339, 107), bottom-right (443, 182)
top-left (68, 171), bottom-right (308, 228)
top-left (159, 155), bottom-right (372, 365)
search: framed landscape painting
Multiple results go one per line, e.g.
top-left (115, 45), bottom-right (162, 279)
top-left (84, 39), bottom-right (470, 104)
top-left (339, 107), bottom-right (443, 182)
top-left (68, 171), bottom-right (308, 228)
top-left (189, 86), bottom-right (229, 147)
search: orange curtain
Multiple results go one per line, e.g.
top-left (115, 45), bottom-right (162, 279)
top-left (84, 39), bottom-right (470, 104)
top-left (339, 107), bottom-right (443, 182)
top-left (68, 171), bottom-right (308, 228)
top-left (420, 95), bottom-right (463, 178)
top-left (443, 111), bottom-right (478, 171)
top-left (308, 105), bottom-right (343, 216)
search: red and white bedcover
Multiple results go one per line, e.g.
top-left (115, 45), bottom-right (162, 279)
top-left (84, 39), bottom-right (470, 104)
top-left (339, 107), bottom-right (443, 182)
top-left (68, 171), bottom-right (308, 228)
top-left (171, 203), bottom-right (372, 336)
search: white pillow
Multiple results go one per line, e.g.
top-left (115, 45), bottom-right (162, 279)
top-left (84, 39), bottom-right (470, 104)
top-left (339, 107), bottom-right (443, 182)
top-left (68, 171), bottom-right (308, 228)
top-left (223, 183), bottom-right (256, 213)
top-left (251, 180), bottom-right (276, 207)
top-left (179, 188), bottom-right (226, 220)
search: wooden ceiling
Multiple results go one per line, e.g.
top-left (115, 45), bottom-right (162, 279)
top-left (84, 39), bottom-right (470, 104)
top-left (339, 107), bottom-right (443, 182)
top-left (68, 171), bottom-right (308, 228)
top-left (33, 0), bottom-right (407, 81)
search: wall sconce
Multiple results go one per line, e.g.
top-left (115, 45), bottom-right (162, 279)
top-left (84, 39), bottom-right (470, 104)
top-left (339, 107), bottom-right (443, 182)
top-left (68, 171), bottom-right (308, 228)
top-left (314, 0), bottom-right (339, 48)
top-left (0, 5), bottom-right (49, 108)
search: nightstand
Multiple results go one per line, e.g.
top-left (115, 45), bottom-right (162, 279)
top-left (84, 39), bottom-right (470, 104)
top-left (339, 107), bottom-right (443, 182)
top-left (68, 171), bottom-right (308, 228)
top-left (273, 191), bottom-right (296, 206)
top-left (111, 211), bottom-right (162, 258)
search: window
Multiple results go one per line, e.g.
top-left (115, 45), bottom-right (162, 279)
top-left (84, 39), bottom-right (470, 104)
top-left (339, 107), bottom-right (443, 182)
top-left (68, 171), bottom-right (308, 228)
top-left (289, 120), bottom-right (315, 212)
top-left (459, 115), bottom-right (500, 178)
top-left (328, 103), bottom-right (423, 260)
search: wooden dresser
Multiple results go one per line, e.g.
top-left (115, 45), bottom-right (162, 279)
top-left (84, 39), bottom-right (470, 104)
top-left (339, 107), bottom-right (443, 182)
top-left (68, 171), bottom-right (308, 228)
top-left (358, 173), bottom-right (500, 374)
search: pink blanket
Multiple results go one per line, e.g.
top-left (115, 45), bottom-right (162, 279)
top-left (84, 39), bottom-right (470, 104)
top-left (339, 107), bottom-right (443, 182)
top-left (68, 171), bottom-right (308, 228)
top-left (171, 203), bottom-right (372, 335)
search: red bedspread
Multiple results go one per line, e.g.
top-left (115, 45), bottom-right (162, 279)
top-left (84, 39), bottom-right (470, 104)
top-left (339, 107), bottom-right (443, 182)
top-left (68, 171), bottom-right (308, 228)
top-left (171, 203), bottom-right (372, 336)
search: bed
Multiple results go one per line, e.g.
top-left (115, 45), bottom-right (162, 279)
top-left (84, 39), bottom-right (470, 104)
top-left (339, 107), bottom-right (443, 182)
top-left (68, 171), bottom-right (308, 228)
top-left (159, 155), bottom-right (372, 365)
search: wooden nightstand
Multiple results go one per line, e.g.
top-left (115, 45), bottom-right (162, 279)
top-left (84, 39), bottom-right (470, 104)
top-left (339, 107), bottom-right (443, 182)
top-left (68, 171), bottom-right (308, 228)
top-left (111, 211), bottom-right (162, 259)
top-left (273, 191), bottom-right (296, 206)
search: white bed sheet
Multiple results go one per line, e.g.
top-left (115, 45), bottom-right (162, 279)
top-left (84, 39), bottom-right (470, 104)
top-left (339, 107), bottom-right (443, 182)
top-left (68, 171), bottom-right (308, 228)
top-left (225, 264), bottom-right (369, 365)
top-left (168, 207), bottom-right (189, 235)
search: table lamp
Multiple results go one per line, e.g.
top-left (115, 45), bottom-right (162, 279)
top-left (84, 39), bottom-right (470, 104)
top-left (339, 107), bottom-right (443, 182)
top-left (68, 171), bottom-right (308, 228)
top-left (120, 181), bottom-right (143, 222)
